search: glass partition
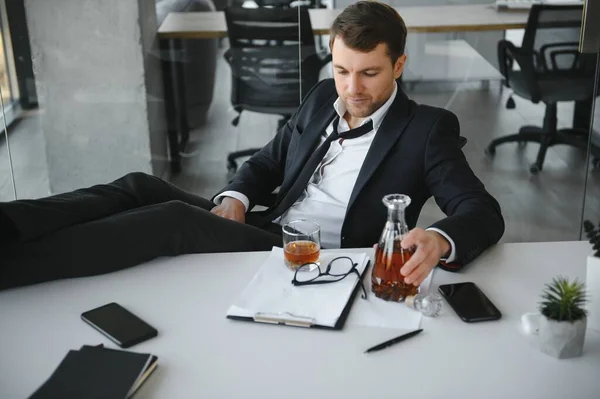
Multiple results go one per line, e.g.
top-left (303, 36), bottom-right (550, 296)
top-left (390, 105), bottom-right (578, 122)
top-left (4, 0), bottom-right (301, 202)
top-left (0, 0), bottom-right (17, 201)
top-left (581, 55), bottom-right (600, 238)
top-left (306, 0), bottom-right (598, 244)
top-left (2, 0), bottom-right (598, 248)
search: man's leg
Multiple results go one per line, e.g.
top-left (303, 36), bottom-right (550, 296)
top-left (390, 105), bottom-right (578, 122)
top-left (0, 200), bottom-right (282, 291)
top-left (0, 172), bottom-right (215, 243)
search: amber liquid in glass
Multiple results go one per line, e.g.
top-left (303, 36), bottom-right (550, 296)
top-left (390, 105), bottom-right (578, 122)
top-left (284, 240), bottom-right (320, 269)
top-left (372, 243), bottom-right (419, 301)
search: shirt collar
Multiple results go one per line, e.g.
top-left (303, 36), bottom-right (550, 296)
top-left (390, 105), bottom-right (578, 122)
top-left (332, 81), bottom-right (398, 130)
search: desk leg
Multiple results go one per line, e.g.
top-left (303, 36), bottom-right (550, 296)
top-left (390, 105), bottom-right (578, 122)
top-left (173, 38), bottom-right (190, 153)
top-left (160, 38), bottom-right (182, 173)
top-left (573, 98), bottom-right (593, 131)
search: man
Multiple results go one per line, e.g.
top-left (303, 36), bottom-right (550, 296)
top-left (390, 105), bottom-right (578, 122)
top-left (0, 1), bottom-right (504, 291)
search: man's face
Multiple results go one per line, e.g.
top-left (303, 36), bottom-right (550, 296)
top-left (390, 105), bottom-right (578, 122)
top-left (331, 37), bottom-right (406, 118)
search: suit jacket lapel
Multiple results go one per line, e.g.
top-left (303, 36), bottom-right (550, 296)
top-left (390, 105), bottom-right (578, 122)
top-left (346, 88), bottom-right (414, 212)
top-left (280, 94), bottom-right (338, 194)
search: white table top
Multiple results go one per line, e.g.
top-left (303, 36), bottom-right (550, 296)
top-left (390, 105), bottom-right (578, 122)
top-left (158, 4), bottom-right (530, 39)
top-left (402, 39), bottom-right (504, 82)
top-left (1, 241), bottom-right (599, 399)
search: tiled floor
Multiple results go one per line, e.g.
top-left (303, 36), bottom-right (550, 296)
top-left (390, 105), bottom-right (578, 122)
top-left (2, 47), bottom-right (599, 246)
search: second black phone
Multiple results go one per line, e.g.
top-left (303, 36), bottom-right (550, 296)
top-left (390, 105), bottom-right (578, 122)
top-left (438, 282), bottom-right (501, 322)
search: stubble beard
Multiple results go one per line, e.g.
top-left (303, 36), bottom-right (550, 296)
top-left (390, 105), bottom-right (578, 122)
top-left (343, 96), bottom-right (387, 119)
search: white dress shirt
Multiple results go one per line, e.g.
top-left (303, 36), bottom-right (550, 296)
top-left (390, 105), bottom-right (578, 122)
top-left (215, 83), bottom-right (456, 261)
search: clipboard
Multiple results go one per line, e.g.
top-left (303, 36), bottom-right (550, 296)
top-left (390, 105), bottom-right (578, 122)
top-left (226, 259), bottom-right (370, 330)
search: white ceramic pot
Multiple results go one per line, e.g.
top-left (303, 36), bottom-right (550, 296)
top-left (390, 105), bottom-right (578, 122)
top-left (538, 315), bottom-right (587, 359)
top-left (587, 254), bottom-right (600, 332)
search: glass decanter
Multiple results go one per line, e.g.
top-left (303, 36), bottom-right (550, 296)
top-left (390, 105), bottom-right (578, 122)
top-left (371, 194), bottom-right (419, 301)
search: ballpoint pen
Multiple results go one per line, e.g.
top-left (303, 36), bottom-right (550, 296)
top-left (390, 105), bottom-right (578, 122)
top-left (364, 329), bottom-right (423, 353)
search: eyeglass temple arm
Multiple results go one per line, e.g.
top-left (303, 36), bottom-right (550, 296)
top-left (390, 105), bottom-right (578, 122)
top-left (353, 269), bottom-right (368, 299)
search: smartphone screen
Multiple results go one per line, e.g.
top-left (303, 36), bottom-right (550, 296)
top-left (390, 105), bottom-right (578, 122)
top-left (438, 282), bottom-right (501, 322)
top-left (81, 302), bottom-right (158, 348)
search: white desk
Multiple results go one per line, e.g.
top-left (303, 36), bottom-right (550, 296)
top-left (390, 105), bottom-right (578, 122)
top-left (159, 3), bottom-right (526, 172)
top-left (402, 39), bottom-right (503, 83)
top-left (1, 241), bottom-right (599, 399)
top-left (158, 4), bottom-right (529, 38)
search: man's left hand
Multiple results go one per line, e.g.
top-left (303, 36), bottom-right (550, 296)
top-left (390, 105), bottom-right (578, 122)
top-left (399, 228), bottom-right (450, 286)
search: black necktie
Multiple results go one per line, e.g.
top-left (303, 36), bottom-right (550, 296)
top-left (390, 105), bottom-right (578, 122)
top-left (262, 116), bottom-right (374, 223)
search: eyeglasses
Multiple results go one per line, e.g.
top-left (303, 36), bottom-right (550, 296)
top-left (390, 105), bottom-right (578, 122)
top-left (291, 256), bottom-right (367, 299)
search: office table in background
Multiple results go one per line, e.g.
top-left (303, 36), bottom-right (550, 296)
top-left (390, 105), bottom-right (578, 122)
top-left (157, 4), bottom-right (529, 173)
top-left (158, 4), bottom-right (530, 38)
top-left (1, 241), bottom-right (599, 398)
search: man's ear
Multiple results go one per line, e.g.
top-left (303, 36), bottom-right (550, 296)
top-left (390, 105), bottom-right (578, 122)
top-left (394, 54), bottom-right (407, 80)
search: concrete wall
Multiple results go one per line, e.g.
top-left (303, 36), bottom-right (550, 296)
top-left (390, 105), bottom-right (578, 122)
top-left (139, 0), bottom-right (169, 178)
top-left (25, 0), bottom-right (167, 194)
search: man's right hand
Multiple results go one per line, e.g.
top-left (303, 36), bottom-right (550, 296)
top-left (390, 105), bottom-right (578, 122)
top-left (211, 197), bottom-right (246, 223)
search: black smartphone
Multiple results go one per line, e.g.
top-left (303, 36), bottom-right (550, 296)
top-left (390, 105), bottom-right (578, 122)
top-left (438, 282), bottom-right (502, 322)
top-left (81, 302), bottom-right (158, 348)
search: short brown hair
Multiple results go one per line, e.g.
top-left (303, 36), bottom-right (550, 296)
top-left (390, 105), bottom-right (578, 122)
top-left (329, 1), bottom-right (407, 64)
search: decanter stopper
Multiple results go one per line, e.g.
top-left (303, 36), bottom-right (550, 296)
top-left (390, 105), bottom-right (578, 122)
top-left (405, 292), bottom-right (443, 317)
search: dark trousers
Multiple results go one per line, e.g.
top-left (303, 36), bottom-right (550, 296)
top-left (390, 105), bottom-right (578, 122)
top-left (0, 172), bottom-right (282, 291)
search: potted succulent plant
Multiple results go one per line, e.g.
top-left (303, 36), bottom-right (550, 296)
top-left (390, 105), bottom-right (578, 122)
top-left (538, 276), bottom-right (587, 359)
top-left (583, 220), bottom-right (600, 332)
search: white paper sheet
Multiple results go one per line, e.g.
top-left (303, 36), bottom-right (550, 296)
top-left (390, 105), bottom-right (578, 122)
top-left (227, 247), bottom-right (368, 328)
top-left (347, 265), bottom-right (434, 330)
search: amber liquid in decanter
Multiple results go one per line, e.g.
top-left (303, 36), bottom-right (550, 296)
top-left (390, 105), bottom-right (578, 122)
top-left (371, 193), bottom-right (419, 302)
top-left (372, 242), bottom-right (419, 301)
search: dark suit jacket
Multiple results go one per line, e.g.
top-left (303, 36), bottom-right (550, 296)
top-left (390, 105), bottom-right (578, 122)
top-left (215, 79), bottom-right (504, 270)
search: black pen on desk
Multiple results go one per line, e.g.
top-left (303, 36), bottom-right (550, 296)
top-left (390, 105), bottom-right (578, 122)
top-left (364, 329), bottom-right (423, 354)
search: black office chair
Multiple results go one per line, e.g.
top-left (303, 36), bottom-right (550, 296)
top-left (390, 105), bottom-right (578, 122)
top-left (254, 0), bottom-right (327, 10)
top-left (485, 4), bottom-right (597, 174)
top-left (223, 6), bottom-right (331, 173)
top-left (254, 0), bottom-right (295, 6)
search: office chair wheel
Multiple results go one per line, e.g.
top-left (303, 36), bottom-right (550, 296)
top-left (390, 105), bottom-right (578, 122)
top-left (227, 160), bottom-right (238, 173)
top-left (529, 163), bottom-right (541, 175)
top-left (484, 145), bottom-right (496, 156)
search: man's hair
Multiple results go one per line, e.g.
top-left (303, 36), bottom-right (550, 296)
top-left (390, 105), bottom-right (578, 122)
top-left (329, 1), bottom-right (407, 64)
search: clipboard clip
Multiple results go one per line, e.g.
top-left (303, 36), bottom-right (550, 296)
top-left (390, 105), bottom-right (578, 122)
top-left (253, 312), bottom-right (315, 328)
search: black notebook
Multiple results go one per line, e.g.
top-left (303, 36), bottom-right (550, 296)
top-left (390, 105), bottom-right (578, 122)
top-left (29, 345), bottom-right (158, 399)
